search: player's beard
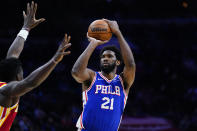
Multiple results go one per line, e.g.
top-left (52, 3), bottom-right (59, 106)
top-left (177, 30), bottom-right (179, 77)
top-left (100, 62), bottom-right (116, 74)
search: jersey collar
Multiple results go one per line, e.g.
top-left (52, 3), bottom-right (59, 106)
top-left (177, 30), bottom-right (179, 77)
top-left (98, 72), bottom-right (117, 83)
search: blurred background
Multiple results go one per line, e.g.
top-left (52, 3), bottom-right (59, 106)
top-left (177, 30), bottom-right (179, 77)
top-left (0, 0), bottom-right (197, 131)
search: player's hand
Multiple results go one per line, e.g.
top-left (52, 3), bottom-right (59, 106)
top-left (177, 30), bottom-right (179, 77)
top-left (103, 19), bottom-right (120, 36)
top-left (87, 33), bottom-right (108, 46)
top-left (22, 1), bottom-right (45, 31)
top-left (53, 34), bottom-right (71, 63)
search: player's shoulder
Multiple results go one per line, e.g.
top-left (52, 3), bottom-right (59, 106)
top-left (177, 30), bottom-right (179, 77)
top-left (0, 81), bottom-right (20, 92)
top-left (0, 82), bottom-right (7, 88)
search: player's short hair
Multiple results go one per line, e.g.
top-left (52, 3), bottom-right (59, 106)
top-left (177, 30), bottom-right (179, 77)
top-left (100, 45), bottom-right (122, 63)
top-left (0, 58), bottom-right (22, 82)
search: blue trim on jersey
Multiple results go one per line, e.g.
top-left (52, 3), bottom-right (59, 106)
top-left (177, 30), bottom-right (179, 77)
top-left (80, 72), bottom-right (127, 131)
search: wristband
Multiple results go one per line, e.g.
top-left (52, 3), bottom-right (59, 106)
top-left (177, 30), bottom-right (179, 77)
top-left (17, 29), bottom-right (29, 40)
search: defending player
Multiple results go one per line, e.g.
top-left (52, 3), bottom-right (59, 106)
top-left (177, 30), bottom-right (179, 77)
top-left (0, 1), bottom-right (71, 130)
top-left (71, 19), bottom-right (136, 131)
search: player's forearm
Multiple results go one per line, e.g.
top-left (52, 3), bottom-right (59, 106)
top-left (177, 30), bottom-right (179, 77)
top-left (6, 28), bottom-right (29, 59)
top-left (72, 43), bottom-right (97, 75)
top-left (6, 36), bottom-right (25, 59)
top-left (116, 31), bottom-right (135, 67)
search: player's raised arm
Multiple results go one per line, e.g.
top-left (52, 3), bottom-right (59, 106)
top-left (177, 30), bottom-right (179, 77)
top-left (71, 34), bottom-right (108, 84)
top-left (104, 19), bottom-right (136, 91)
top-left (1, 34), bottom-right (71, 97)
top-left (6, 1), bottom-right (45, 59)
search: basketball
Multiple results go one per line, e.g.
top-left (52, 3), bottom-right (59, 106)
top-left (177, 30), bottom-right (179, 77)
top-left (88, 20), bottom-right (112, 41)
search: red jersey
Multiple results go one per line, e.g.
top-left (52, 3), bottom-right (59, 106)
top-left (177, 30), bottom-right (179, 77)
top-left (0, 82), bottom-right (18, 131)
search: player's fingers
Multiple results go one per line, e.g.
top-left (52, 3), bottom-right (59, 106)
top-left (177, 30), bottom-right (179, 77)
top-left (87, 36), bottom-right (91, 42)
top-left (60, 43), bottom-right (71, 51)
top-left (36, 18), bottom-right (46, 24)
top-left (87, 32), bottom-right (94, 41)
top-left (33, 3), bottom-right (37, 17)
top-left (23, 11), bottom-right (27, 18)
top-left (62, 43), bottom-right (71, 50)
top-left (65, 34), bottom-right (70, 43)
top-left (61, 34), bottom-right (67, 47)
top-left (88, 37), bottom-right (95, 42)
top-left (87, 32), bottom-right (90, 39)
top-left (29, 1), bottom-right (33, 16)
top-left (102, 18), bottom-right (110, 23)
top-left (67, 36), bottom-right (71, 43)
top-left (30, 1), bottom-right (34, 15)
top-left (27, 3), bottom-right (30, 15)
top-left (97, 40), bottom-right (108, 44)
top-left (102, 18), bottom-right (108, 21)
top-left (63, 51), bottom-right (71, 56)
top-left (64, 34), bottom-right (67, 42)
top-left (87, 35), bottom-right (92, 41)
top-left (102, 40), bottom-right (109, 44)
top-left (113, 20), bottom-right (118, 24)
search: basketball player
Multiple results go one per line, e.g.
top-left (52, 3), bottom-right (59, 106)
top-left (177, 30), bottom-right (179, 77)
top-left (0, 2), bottom-right (71, 130)
top-left (72, 19), bottom-right (136, 131)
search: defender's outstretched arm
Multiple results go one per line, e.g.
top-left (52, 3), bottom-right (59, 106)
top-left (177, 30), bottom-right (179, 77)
top-left (7, 1), bottom-right (45, 59)
top-left (1, 34), bottom-right (71, 97)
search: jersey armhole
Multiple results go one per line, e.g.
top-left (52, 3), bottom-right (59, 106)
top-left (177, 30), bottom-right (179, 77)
top-left (119, 75), bottom-right (128, 97)
top-left (10, 102), bottom-right (18, 110)
top-left (85, 72), bottom-right (97, 92)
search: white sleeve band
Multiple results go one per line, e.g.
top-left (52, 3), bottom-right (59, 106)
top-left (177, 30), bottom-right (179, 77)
top-left (17, 29), bottom-right (29, 40)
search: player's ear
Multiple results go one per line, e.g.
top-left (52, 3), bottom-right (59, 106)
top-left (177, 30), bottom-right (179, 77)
top-left (116, 60), bottom-right (120, 66)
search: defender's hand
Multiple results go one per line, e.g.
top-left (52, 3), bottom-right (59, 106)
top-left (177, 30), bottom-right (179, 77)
top-left (87, 33), bottom-right (108, 46)
top-left (103, 19), bottom-right (120, 36)
top-left (53, 34), bottom-right (71, 63)
top-left (22, 1), bottom-right (45, 31)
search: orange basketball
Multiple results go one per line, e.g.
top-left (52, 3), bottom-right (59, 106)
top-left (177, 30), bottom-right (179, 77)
top-left (88, 20), bottom-right (112, 41)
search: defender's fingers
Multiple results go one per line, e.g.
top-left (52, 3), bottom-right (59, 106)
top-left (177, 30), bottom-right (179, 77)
top-left (64, 34), bottom-right (68, 42)
top-left (29, 1), bottom-right (34, 16)
top-left (31, 1), bottom-right (34, 12)
top-left (36, 18), bottom-right (46, 24)
top-left (67, 36), bottom-right (71, 43)
top-left (33, 3), bottom-right (37, 17)
top-left (62, 43), bottom-right (71, 50)
top-left (27, 3), bottom-right (30, 15)
top-left (23, 11), bottom-right (27, 18)
top-left (63, 51), bottom-right (71, 56)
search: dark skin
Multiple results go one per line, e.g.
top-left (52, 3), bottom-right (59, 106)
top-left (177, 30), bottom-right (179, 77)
top-left (72, 19), bottom-right (136, 95)
top-left (0, 2), bottom-right (71, 107)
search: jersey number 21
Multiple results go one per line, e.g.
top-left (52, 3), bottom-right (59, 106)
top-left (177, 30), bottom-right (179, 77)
top-left (101, 97), bottom-right (114, 110)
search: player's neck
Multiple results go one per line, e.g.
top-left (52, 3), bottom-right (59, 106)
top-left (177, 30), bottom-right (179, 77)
top-left (101, 71), bottom-right (116, 80)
